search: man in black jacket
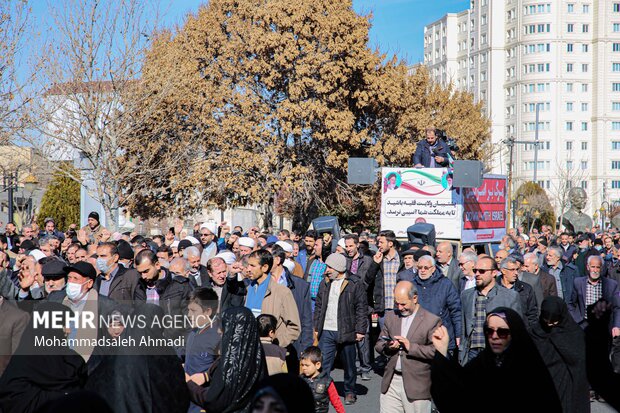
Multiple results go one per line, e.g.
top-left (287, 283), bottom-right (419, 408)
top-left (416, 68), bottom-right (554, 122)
top-left (134, 249), bottom-right (191, 340)
top-left (498, 256), bottom-right (538, 326)
top-left (314, 253), bottom-right (368, 405)
top-left (412, 127), bottom-right (451, 168)
top-left (94, 242), bottom-right (139, 302)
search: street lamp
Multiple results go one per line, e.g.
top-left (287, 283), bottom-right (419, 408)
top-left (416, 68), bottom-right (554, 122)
top-left (512, 194), bottom-right (528, 228)
top-left (1, 171), bottom-right (18, 223)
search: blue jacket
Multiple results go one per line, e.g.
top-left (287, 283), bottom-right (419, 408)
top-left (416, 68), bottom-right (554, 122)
top-left (413, 270), bottom-right (462, 350)
top-left (412, 138), bottom-right (451, 168)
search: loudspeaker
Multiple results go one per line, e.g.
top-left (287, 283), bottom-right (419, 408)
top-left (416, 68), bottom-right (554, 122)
top-left (452, 160), bottom-right (484, 188)
top-left (407, 223), bottom-right (436, 247)
top-left (347, 158), bottom-right (379, 185)
top-left (311, 216), bottom-right (341, 253)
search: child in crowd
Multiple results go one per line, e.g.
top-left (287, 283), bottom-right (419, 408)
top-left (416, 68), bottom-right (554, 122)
top-left (185, 288), bottom-right (221, 413)
top-left (299, 346), bottom-right (345, 413)
top-left (257, 314), bottom-right (287, 375)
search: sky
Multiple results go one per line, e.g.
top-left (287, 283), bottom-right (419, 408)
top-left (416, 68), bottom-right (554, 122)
top-left (154, 0), bottom-right (471, 64)
top-left (26, 0), bottom-right (469, 65)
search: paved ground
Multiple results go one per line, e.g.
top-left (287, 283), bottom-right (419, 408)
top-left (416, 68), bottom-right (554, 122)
top-left (327, 366), bottom-right (617, 413)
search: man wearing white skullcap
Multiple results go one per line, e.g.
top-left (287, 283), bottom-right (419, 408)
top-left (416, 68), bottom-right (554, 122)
top-left (276, 241), bottom-right (304, 278)
top-left (199, 222), bottom-right (219, 266)
top-left (238, 237), bottom-right (256, 256)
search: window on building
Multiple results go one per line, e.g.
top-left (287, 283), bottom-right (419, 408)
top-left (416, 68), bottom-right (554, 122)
top-left (613, 142), bottom-right (620, 150)
top-left (613, 121), bottom-right (620, 130)
top-left (614, 23), bottom-right (620, 32)
top-left (613, 181), bottom-right (620, 189)
top-left (581, 181), bottom-right (588, 189)
top-left (567, 43), bottom-right (574, 52)
top-left (567, 141), bottom-right (573, 150)
top-left (582, 102), bottom-right (588, 111)
top-left (567, 83), bottom-right (574, 92)
top-left (614, 63), bottom-right (620, 72)
top-left (582, 64), bottom-right (589, 72)
top-left (582, 122), bottom-right (588, 131)
top-left (581, 161), bottom-right (588, 170)
top-left (582, 84), bottom-right (588, 92)
top-left (567, 63), bottom-right (573, 72)
top-left (481, 71), bottom-right (487, 81)
top-left (567, 24), bottom-right (574, 33)
top-left (567, 161), bottom-right (574, 170)
top-left (614, 83), bottom-right (620, 92)
top-left (614, 3), bottom-right (620, 12)
top-left (582, 44), bottom-right (589, 53)
top-left (613, 161), bottom-right (620, 169)
top-left (481, 34), bottom-right (487, 44)
top-left (613, 43), bottom-right (620, 52)
top-left (567, 102), bottom-right (574, 111)
top-left (582, 141), bottom-right (588, 150)
top-left (566, 122), bottom-right (574, 131)
top-left (582, 24), bottom-right (589, 33)
top-left (567, 4), bottom-right (574, 13)
top-left (482, 14), bottom-right (487, 25)
top-left (583, 4), bottom-right (590, 13)
top-left (613, 102), bottom-right (620, 110)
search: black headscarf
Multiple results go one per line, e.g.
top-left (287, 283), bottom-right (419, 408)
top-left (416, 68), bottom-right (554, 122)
top-left (0, 302), bottom-right (87, 413)
top-left (85, 303), bottom-right (190, 413)
top-left (251, 373), bottom-right (314, 413)
top-left (432, 307), bottom-right (562, 413)
top-left (188, 306), bottom-right (267, 413)
top-left (531, 297), bottom-right (589, 413)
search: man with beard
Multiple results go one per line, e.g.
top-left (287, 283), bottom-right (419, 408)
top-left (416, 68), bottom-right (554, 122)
top-left (199, 223), bottom-right (218, 266)
top-left (297, 230), bottom-right (319, 279)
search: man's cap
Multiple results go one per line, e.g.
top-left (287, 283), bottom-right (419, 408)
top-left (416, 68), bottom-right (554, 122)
top-left (178, 239), bottom-right (193, 251)
top-left (275, 241), bottom-right (293, 253)
top-left (238, 237), bottom-right (256, 248)
top-left (200, 222), bottom-right (218, 235)
top-left (117, 240), bottom-right (134, 260)
top-left (21, 239), bottom-right (36, 252)
top-left (538, 238), bottom-right (548, 247)
top-left (184, 236), bottom-right (200, 245)
top-left (266, 235), bottom-right (278, 244)
top-left (232, 230), bottom-right (242, 237)
top-left (42, 260), bottom-right (67, 278)
top-left (509, 253), bottom-right (524, 265)
top-left (88, 211), bottom-right (100, 222)
top-left (325, 253), bottom-right (347, 273)
top-left (64, 261), bottom-right (97, 280)
top-left (337, 238), bottom-right (346, 249)
top-left (576, 235), bottom-right (589, 243)
top-left (401, 249), bottom-right (417, 258)
top-left (29, 249), bottom-right (46, 263)
top-left (413, 249), bottom-right (431, 261)
top-left (215, 251), bottom-right (236, 265)
top-left (594, 238), bottom-right (604, 246)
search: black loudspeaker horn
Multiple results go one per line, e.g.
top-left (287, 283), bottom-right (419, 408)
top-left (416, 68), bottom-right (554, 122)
top-left (311, 216), bottom-right (341, 253)
top-left (406, 223), bottom-right (436, 248)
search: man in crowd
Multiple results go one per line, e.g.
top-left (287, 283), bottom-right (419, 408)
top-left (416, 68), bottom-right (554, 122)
top-left (457, 249), bottom-right (477, 293)
top-left (375, 281), bottom-right (441, 412)
top-left (94, 242), bottom-right (139, 302)
top-left (297, 230), bottom-right (319, 277)
top-left (368, 230), bottom-right (403, 328)
top-left (498, 256), bottom-right (538, 325)
top-left (199, 222), bottom-right (218, 266)
top-left (568, 255), bottom-right (620, 336)
top-left (39, 217), bottom-right (65, 242)
top-left (435, 241), bottom-right (461, 290)
top-left (544, 246), bottom-right (579, 301)
top-left (81, 211), bottom-right (106, 245)
top-left (314, 253), bottom-right (367, 405)
top-left (523, 252), bottom-right (558, 299)
top-left (245, 249), bottom-right (300, 348)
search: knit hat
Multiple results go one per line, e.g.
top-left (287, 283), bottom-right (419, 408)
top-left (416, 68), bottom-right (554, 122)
top-left (325, 253), bottom-right (347, 273)
top-left (88, 211), bottom-right (100, 222)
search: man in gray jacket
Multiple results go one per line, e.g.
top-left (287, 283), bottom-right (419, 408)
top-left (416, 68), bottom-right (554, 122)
top-left (459, 256), bottom-right (522, 365)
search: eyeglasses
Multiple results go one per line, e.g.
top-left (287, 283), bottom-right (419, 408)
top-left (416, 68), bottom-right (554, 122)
top-left (458, 261), bottom-right (470, 267)
top-left (502, 267), bottom-right (519, 272)
top-left (484, 327), bottom-right (511, 339)
top-left (418, 265), bottom-right (434, 270)
top-left (200, 233), bottom-right (212, 237)
top-left (473, 268), bottom-right (493, 274)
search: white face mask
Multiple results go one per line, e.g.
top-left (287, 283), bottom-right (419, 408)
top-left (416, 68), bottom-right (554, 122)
top-left (32, 281), bottom-right (41, 291)
top-left (66, 280), bottom-right (88, 301)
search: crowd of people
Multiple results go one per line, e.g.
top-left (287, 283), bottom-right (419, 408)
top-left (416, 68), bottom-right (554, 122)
top-left (0, 214), bottom-right (619, 413)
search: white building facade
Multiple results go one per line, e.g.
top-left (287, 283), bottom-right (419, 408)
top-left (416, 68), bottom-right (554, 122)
top-left (424, 0), bottom-right (620, 216)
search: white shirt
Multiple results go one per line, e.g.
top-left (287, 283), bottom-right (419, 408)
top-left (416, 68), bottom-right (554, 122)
top-left (323, 278), bottom-right (345, 331)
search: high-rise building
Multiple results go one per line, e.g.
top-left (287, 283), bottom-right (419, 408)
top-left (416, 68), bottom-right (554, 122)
top-left (424, 1), bottom-right (620, 217)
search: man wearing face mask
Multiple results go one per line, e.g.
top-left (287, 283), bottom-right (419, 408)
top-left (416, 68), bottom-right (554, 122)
top-left (94, 242), bottom-right (139, 302)
top-left (117, 240), bottom-right (135, 269)
top-left (47, 261), bottom-right (117, 362)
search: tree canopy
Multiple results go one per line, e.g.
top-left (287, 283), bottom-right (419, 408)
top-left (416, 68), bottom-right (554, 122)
top-left (124, 0), bottom-right (490, 229)
top-left (37, 162), bottom-right (80, 231)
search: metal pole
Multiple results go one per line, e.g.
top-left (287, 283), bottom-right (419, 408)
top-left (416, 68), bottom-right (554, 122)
top-left (533, 103), bottom-right (540, 183)
top-left (507, 137), bottom-right (514, 229)
top-left (7, 172), bottom-right (14, 224)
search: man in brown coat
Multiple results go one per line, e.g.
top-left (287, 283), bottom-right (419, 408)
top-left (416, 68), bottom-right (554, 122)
top-left (375, 280), bottom-right (441, 413)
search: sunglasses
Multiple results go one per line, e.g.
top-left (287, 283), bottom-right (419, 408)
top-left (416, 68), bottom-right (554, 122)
top-left (484, 327), bottom-right (511, 339)
top-left (473, 268), bottom-right (493, 274)
top-left (418, 265), bottom-right (433, 270)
